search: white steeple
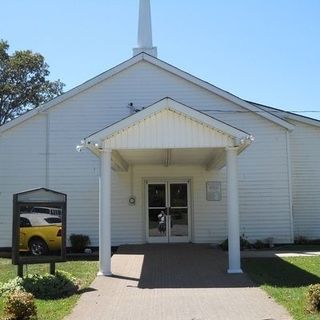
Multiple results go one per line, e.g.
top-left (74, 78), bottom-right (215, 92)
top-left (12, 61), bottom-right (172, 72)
top-left (133, 0), bottom-right (157, 57)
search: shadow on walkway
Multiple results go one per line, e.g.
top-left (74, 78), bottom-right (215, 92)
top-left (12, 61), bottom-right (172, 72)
top-left (116, 244), bottom-right (254, 289)
top-left (67, 244), bottom-right (294, 320)
top-left (243, 257), bottom-right (320, 288)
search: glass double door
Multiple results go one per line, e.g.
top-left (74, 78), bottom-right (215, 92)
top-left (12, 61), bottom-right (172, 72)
top-left (147, 181), bottom-right (190, 243)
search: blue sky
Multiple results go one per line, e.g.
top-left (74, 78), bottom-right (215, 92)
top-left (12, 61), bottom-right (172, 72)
top-left (2, 0), bottom-right (320, 118)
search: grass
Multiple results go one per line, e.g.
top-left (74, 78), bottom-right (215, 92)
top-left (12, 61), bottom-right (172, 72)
top-left (0, 258), bottom-right (98, 320)
top-left (243, 256), bottom-right (320, 320)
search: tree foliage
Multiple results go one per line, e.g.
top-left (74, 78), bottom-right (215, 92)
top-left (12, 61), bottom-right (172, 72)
top-left (0, 40), bottom-right (64, 125)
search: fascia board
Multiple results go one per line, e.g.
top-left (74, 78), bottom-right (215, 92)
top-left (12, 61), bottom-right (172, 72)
top-left (286, 113), bottom-right (320, 128)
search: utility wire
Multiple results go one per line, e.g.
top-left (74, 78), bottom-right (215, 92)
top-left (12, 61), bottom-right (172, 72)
top-left (199, 110), bottom-right (320, 113)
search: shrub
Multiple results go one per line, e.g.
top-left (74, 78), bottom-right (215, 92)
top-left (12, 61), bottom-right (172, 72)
top-left (219, 236), bottom-right (252, 251)
top-left (23, 271), bottom-right (80, 299)
top-left (240, 236), bottom-right (252, 250)
top-left (69, 234), bottom-right (91, 253)
top-left (0, 277), bottom-right (25, 297)
top-left (3, 290), bottom-right (37, 320)
top-left (220, 239), bottom-right (228, 251)
top-left (306, 284), bottom-right (320, 313)
top-left (254, 240), bottom-right (266, 250)
top-left (294, 236), bottom-right (310, 245)
top-left (0, 271), bottom-right (80, 300)
top-left (265, 237), bottom-right (274, 248)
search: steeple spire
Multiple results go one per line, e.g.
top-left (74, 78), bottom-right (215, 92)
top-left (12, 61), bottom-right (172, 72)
top-left (133, 0), bottom-right (157, 57)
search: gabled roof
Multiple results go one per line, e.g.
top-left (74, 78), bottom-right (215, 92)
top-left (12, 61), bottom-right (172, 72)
top-left (83, 97), bottom-right (254, 153)
top-left (247, 100), bottom-right (320, 128)
top-left (0, 52), bottom-right (294, 134)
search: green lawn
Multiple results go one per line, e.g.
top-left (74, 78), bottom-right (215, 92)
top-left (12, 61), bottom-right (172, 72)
top-left (0, 258), bottom-right (98, 320)
top-left (243, 256), bottom-right (320, 320)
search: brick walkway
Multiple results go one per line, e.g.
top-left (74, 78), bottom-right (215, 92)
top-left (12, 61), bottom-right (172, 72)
top-left (67, 244), bottom-right (291, 320)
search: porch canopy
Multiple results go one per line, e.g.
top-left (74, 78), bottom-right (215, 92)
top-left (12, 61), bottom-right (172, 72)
top-left (80, 97), bottom-right (253, 275)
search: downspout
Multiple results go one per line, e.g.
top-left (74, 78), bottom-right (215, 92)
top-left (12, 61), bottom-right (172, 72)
top-left (130, 165), bottom-right (134, 196)
top-left (286, 130), bottom-right (294, 242)
top-left (41, 112), bottom-right (50, 188)
top-left (45, 112), bottom-right (50, 188)
top-left (40, 112), bottom-right (50, 188)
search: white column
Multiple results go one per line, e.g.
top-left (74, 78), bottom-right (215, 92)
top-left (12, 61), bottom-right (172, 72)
top-left (98, 148), bottom-right (112, 276)
top-left (226, 147), bottom-right (242, 273)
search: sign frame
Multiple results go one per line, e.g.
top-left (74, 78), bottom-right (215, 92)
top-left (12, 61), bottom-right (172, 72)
top-left (12, 188), bottom-right (67, 266)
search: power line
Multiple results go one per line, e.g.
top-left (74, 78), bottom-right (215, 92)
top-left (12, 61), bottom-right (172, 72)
top-left (199, 110), bottom-right (320, 113)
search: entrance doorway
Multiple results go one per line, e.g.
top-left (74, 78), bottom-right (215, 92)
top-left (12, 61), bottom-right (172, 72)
top-left (146, 181), bottom-right (191, 243)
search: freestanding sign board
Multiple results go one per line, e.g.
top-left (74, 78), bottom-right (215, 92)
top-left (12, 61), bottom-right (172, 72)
top-left (12, 188), bottom-right (67, 272)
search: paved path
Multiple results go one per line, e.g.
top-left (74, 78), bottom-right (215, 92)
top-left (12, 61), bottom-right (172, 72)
top-left (67, 244), bottom-right (291, 320)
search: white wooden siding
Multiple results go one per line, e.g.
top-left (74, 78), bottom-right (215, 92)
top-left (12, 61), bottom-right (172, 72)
top-left (0, 60), bottom-right (292, 246)
top-left (203, 104), bottom-right (291, 242)
top-left (0, 115), bottom-right (47, 246)
top-left (111, 161), bottom-right (291, 246)
top-left (110, 165), bottom-right (228, 245)
top-left (290, 119), bottom-right (320, 239)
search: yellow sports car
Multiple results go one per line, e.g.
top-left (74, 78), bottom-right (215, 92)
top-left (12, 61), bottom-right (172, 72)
top-left (19, 213), bottom-right (62, 256)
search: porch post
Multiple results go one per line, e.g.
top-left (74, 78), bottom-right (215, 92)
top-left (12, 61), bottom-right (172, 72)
top-left (98, 148), bottom-right (112, 276)
top-left (226, 147), bottom-right (242, 273)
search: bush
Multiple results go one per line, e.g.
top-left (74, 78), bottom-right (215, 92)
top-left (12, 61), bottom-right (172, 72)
top-left (0, 271), bottom-right (79, 300)
top-left (0, 277), bottom-right (25, 297)
top-left (220, 239), bottom-right (228, 251)
top-left (3, 290), bottom-right (37, 320)
top-left (254, 240), bottom-right (266, 249)
top-left (219, 236), bottom-right (252, 251)
top-left (294, 236), bottom-right (310, 245)
top-left (265, 237), bottom-right (274, 248)
top-left (69, 234), bottom-right (91, 253)
top-left (306, 284), bottom-right (320, 313)
top-left (23, 271), bottom-right (80, 299)
top-left (240, 236), bottom-right (252, 250)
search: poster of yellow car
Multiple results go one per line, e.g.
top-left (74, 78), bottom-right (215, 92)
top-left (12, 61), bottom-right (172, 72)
top-left (19, 213), bottom-right (62, 256)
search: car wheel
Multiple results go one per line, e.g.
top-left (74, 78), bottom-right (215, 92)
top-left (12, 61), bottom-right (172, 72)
top-left (29, 238), bottom-right (48, 256)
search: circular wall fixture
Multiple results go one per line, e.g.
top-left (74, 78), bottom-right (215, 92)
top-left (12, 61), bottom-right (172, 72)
top-left (128, 195), bottom-right (136, 206)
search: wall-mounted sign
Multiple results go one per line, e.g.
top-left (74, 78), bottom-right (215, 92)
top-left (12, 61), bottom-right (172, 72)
top-left (12, 188), bottom-right (67, 266)
top-left (206, 181), bottom-right (221, 201)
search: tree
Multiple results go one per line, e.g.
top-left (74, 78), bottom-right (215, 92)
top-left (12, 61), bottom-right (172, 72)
top-left (0, 40), bottom-right (64, 125)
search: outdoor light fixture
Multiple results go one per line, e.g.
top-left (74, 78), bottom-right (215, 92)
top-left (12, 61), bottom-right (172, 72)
top-left (76, 145), bottom-right (84, 152)
top-left (128, 195), bottom-right (136, 206)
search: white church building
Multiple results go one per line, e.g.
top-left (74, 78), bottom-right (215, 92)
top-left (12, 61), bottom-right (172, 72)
top-left (1, 0), bottom-right (320, 274)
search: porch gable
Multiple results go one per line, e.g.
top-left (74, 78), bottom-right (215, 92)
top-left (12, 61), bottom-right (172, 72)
top-left (84, 97), bottom-right (253, 151)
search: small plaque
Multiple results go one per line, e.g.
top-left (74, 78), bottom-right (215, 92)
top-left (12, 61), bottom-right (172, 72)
top-left (206, 181), bottom-right (221, 201)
